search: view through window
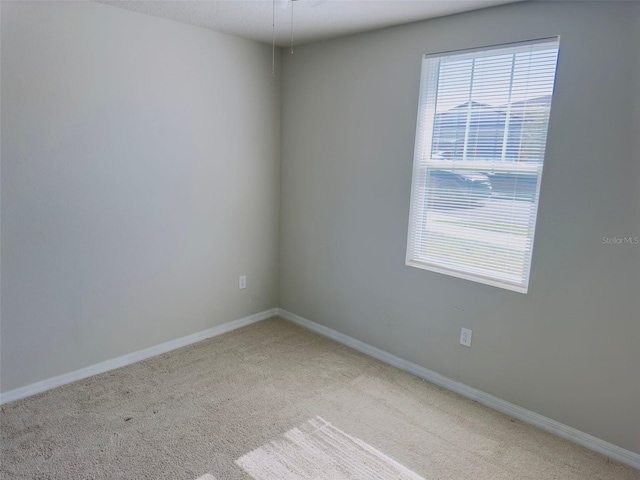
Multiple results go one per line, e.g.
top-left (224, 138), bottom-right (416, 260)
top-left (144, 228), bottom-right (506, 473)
top-left (406, 38), bottom-right (560, 293)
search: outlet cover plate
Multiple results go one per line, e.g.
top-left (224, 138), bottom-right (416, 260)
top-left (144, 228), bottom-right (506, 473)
top-left (460, 327), bottom-right (472, 347)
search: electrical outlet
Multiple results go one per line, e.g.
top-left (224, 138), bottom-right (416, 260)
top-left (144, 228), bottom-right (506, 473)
top-left (460, 327), bottom-right (472, 347)
top-left (239, 275), bottom-right (247, 290)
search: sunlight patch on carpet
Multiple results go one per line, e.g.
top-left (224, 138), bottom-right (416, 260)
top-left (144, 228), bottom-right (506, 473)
top-left (236, 416), bottom-right (424, 480)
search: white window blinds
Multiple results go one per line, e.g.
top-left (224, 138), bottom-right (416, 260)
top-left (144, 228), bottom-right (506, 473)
top-left (406, 38), bottom-right (560, 293)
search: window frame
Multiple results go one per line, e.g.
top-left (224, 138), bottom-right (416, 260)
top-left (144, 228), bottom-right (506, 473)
top-left (405, 37), bottom-right (560, 294)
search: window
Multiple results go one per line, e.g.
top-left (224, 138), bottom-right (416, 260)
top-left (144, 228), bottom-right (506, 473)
top-left (406, 38), bottom-right (560, 293)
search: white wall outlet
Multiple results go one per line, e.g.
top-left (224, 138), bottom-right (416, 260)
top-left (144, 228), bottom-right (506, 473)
top-left (460, 327), bottom-right (472, 347)
top-left (238, 275), bottom-right (247, 290)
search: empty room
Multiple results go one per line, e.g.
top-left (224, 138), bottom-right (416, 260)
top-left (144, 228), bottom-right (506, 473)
top-left (1, 0), bottom-right (639, 478)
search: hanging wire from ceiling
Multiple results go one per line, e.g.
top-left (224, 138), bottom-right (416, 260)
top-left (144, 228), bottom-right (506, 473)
top-left (271, 0), bottom-right (276, 76)
top-left (272, 0), bottom-right (298, 75)
top-left (290, 0), bottom-right (295, 54)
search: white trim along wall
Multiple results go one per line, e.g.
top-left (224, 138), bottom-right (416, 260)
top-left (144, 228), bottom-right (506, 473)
top-left (2, 310), bottom-right (639, 471)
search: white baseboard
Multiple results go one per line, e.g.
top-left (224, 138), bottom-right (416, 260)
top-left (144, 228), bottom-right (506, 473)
top-left (277, 308), bottom-right (640, 471)
top-left (3, 307), bottom-right (638, 470)
top-left (0, 308), bottom-right (278, 405)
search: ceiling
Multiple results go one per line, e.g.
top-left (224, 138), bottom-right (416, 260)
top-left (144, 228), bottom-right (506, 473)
top-left (98, 0), bottom-right (522, 47)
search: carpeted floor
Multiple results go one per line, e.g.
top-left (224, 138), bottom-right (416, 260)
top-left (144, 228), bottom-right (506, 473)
top-left (1, 317), bottom-right (639, 479)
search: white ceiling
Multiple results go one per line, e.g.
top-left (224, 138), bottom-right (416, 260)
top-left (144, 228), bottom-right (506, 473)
top-left (98, 0), bottom-right (522, 47)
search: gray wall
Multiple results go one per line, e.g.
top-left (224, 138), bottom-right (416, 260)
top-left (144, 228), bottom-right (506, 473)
top-left (279, 2), bottom-right (640, 454)
top-left (1, 2), bottom-right (281, 392)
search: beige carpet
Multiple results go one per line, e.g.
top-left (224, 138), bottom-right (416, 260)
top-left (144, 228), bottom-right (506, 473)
top-left (1, 317), bottom-right (639, 479)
